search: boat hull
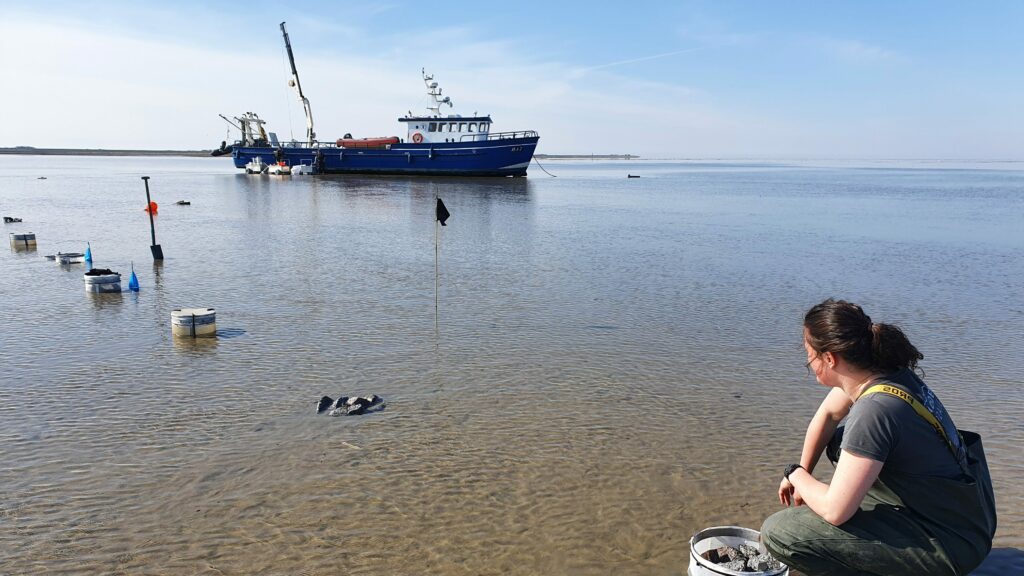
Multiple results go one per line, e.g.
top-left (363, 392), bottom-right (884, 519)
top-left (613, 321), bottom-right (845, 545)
top-left (232, 136), bottom-right (539, 177)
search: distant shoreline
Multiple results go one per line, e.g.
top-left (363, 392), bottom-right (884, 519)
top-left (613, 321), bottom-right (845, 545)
top-left (0, 147), bottom-right (212, 157)
top-left (536, 154), bottom-right (637, 160)
top-left (0, 147), bottom-right (637, 160)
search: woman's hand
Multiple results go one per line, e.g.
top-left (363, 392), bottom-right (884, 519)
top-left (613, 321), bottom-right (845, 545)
top-left (779, 478), bottom-right (804, 506)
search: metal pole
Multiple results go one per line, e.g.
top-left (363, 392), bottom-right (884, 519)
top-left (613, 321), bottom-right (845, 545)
top-left (435, 217), bottom-right (439, 334)
top-left (142, 176), bottom-right (164, 260)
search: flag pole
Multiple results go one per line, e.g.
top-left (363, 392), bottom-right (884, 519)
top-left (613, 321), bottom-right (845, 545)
top-left (433, 192), bottom-right (450, 337)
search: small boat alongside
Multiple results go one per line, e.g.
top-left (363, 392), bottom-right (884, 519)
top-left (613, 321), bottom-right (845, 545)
top-left (245, 157), bottom-right (268, 174)
top-left (335, 136), bottom-right (401, 149)
top-left (217, 22), bottom-right (539, 177)
top-left (210, 141), bottom-right (235, 157)
top-left (267, 162), bottom-right (291, 176)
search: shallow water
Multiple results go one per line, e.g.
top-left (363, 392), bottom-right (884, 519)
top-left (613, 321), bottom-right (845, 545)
top-left (1, 155), bottom-right (1022, 574)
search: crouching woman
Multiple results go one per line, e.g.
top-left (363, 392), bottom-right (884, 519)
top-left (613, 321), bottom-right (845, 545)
top-left (761, 299), bottom-right (995, 576)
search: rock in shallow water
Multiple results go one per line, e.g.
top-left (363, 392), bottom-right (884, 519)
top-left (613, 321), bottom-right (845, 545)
top-left (316, 396), bottom-right (333, 414)
top-left (320, 394), bottom-right (385, 416)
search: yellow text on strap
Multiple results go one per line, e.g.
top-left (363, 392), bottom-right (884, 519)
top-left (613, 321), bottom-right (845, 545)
top-left (860, 384), bottom-right (954, 455)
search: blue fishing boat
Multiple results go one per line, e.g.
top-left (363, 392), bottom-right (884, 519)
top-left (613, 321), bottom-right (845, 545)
top-left (214, 23), bottom-right (539, 177)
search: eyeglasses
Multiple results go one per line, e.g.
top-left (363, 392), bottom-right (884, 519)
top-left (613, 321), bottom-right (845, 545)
top-left (805, 354), bottom-right (821, 374)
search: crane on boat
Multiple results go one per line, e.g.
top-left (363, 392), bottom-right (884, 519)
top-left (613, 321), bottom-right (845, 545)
top-left (280, 21), bottom-right (316, 147)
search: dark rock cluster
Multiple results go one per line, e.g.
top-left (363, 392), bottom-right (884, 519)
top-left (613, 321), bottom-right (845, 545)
top-left (84, 268), bottom-right (116, 276)
top-left (316, 395), bottom-right (384, 416)
top-left (701, 544), bottom-right (783, 573)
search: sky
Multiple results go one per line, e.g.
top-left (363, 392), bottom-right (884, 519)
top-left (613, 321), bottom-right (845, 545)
top-left (1, 1), bottom-right (1022, 158)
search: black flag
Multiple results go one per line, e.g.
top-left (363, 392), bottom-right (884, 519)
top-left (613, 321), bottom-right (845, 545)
top-left (436, 198), bottom-right (451, 226)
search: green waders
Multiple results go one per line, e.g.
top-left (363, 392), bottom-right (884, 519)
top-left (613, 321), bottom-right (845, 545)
top-left (761, 431), bottom-right (995, 576)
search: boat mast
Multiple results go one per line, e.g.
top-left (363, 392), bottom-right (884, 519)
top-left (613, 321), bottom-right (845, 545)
top-left (423, 69), bottom-right (453, 117)
top-left (280, 22), bottom-right (316, 146)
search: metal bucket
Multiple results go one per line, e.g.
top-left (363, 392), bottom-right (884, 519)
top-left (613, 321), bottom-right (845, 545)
top-left (56, 252), bottom-right (86, 264)
top-left (689, 526), bottom-right (788, 576)
top-left (9, 232), bottom-right (36, 250)
top-left (171, 308), bottom-right (217, 338)
top-left (84, 272), bottom-right (122, 293)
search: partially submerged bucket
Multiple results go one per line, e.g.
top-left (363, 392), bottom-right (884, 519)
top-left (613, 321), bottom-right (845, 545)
top-left (9, 232), bottom-right (36, 250)
top-left (84, 269), bottom-right (122, 293)
top-left (56, 252), bottom-right (86, 265)
top-left (689, 526), bottom-right (788, 576)
top-left (171, 308), bottom-right (217, 338)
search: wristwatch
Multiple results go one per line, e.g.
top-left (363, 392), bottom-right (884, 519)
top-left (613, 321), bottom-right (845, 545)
top-left (783, 463), bottom-right (804, 481)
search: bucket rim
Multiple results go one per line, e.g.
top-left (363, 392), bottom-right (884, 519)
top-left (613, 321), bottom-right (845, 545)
top-left (689, 525), bottom-right (788, 576)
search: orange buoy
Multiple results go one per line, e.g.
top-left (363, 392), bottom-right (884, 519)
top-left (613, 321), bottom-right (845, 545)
top-left (144, 201), bottom-right (158, 213)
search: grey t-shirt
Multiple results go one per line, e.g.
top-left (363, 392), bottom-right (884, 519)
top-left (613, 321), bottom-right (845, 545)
top-left (841, 369), bottom-right (965, 478)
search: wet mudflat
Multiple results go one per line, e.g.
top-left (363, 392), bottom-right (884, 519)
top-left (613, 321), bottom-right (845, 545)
top-left (1, 156), bottom-right (1022, 574)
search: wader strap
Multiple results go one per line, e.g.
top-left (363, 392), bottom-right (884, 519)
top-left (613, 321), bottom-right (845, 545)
top-left (860, 384), bottom-right (966, 474)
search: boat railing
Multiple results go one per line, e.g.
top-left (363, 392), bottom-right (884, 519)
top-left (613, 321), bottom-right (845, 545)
top-left (233, 139), bottom-right (340, 149)
top-left (460, 131), bottom-right (538, 142)
top-left (233, 131), bottom-right (536, 148)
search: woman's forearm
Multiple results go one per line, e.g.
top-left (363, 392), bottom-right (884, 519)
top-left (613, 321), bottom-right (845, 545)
top-left (790, 450), bottom-right (884, 526)
top-left (799, 388), bottom-right (850, 473)
top-left (799, 411), bottom-right (838, 473)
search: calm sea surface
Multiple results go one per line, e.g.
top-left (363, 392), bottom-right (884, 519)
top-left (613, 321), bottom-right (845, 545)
top-left (2, 155), bottom-right (1022, 575)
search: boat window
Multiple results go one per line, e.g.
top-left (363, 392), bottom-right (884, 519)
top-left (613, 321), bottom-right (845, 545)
top-left (429, 122), bottom-right (437, 132)
top-left (468, 123), bottom-right (475, 132)
top-left (459, 123), bottom-right (466, 132)
top-left (480, 123), bottom-right (489, 132)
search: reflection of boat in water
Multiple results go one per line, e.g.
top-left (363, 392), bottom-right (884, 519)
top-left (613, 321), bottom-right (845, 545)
top-left (217, 22), bottom-right (539, 177)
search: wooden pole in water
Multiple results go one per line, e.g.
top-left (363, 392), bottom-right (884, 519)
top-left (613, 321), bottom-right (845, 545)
top-left (142, 176), bottom-right (163, 260)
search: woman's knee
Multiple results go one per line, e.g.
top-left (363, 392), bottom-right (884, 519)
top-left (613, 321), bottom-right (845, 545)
top-left (760, 508), bottom-right (798, 558)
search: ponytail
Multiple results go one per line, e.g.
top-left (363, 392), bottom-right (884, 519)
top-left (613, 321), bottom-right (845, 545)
top-left (870, 322), bottom-right (923, 373)
top-left (805, 299), bottom-right (923, 373)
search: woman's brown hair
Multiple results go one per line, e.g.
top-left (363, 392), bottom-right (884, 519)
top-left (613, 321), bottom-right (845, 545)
top-left (804, 299), bottom-right (923, 373)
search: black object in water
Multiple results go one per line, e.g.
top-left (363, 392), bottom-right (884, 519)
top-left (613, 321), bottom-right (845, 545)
top-left (316, 394), bottom-right (384, 416)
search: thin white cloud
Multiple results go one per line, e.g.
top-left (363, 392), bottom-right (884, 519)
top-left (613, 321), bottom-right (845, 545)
top-left (574, 47), bottom-right (705, 74)
top-left (821, 38), bottom-right (907, 65)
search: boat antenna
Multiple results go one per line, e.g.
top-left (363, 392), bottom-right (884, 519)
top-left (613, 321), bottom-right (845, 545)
top-left (280, 22), bottom-right (316, 146)
top-left (423, 68), bottom-right (453, 117)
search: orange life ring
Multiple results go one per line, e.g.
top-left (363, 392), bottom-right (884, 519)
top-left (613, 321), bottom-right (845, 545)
top-left (412, 132), bottom-right (424, 144)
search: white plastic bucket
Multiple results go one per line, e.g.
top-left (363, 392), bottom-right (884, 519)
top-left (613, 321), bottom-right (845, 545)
top-left (171, 308), bottom-right (217, 338)
top-left (689, 526), bottom-right (788, 576)
top-left (56, 252), bottom-right (85, 264)
top-left (84, 272), bottom-right (122, 293)
top-left (9, 232), bottom-right (36, 250)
